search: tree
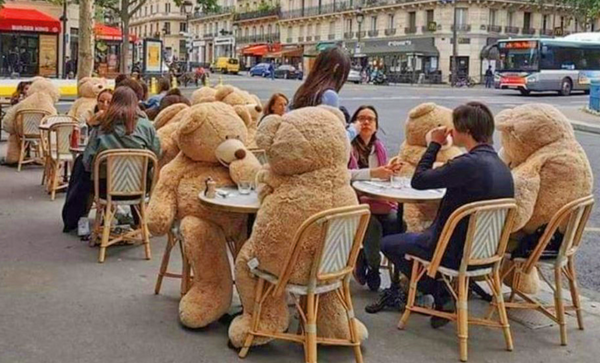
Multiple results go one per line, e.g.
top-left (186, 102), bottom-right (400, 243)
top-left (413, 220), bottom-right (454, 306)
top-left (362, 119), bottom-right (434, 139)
top-left (78, 0), bottom-right (95, 80)
top-left (564, 0), bottom-right (600, 31)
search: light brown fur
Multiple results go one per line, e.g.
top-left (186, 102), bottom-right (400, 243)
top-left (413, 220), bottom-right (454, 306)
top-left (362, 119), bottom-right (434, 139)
top-left (68, 77), bottom-right (107, 120)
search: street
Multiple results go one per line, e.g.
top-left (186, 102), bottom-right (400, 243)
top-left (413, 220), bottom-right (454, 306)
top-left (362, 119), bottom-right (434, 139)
top-left (2, 77), bottom-right (600, 363)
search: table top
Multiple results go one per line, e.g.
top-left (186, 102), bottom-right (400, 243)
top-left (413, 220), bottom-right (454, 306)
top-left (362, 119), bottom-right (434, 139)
top-left (353, 180), bottom-right (446, 203)
top-left (198, 186), bottom-right (260, 213)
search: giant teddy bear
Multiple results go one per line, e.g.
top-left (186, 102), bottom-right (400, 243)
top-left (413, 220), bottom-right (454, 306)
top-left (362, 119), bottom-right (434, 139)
top-left (228, 105), bottom-right (368, 348)
top-left (391, 103), bottom-right (462, 232)
top-left (2, 78), bottom-right (60, 164)
top-left (68, 77), bottom-right (107, 120)
top-left (146, 102), bottom-right (261, 328)
top-left (154, 103), bottom-right (191, 170)
top-left (496, 104), bottom-right (593, 292)
top-left (214, 85), bottom-right (263, 148)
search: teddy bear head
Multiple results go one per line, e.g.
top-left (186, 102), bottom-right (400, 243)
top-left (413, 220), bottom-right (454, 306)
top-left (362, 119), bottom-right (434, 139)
top-left (405, 103), bottom-right (454, 147)
top-left (496, 103), bottom-right (574, 166)
top-left (256, 105), bottom-right (349, 176)
top-left (215, 85), bottom-right (263, 120)
top-left (176, 102), bottom-right (249, 164)
top-left (191, 86), bottom-right (218, 104)
top-left (154, 103), bottom-right (189, 130)
top-left (27, 78), bottom-right (60, 103)
top-left (78, 77), bottom-right (107, 98)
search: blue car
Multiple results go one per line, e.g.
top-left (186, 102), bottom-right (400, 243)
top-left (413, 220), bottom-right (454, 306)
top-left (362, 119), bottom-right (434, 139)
top-left (249, 63), bottom-right (271, 77)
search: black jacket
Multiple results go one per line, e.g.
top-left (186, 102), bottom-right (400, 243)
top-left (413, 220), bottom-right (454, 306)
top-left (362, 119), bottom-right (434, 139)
top-left (412, 143), bottom-right (514, 269)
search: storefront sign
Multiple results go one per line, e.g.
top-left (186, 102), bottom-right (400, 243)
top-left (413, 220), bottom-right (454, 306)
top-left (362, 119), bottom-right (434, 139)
top-left (144, 39), bottom-right (163, 73)
top-left (11, 25), bottom-right (58, 33)
top-left (388, 40), bottom-right (412, 47)
top-left (215, 37), bottom-right (234, 45)
top-left (39, 34), bottom-right (57, 77)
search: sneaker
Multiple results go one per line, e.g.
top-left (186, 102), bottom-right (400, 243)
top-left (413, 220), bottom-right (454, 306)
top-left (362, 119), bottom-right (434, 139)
top-left (365, 287), bottom-right (407, 314)
top-left (415, 293), bottom-right (435, 309)
top-left (366, 268), bottom-right (381, 292)
top-left (353, 250), bottom-right (367, 286)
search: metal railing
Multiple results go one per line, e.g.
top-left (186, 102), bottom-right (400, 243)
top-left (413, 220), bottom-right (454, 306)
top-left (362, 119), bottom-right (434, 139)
top-left (315, 35), bottom-right (321, 41)
top-left (191, 6), bottom-right (234, 19)
top-left (451, 24), bottom-right (471, 32)
top-left (328, 34), bottom-right (336, 40)
top-left (540, 29), bottom-right (554, 36)
top-left (236, 33), bottom-right (281, 44)
top-left (487, 25), bottom-right (502, 33)
top-left (405, 26), bottom-right (417, 34)
top-left (385, 28), bottom-right (396, 36)
top-left (505, 26), bottom-right (520, 34)
top-left (234, 6), bottom-right (281, 21)
top-left (306, 35), bottom-right (313, 41)
top-left (344, 32), bottom-right (354, 39)
top-left (522, 27), bottom-right (536, 35)
top-left (421, 25), bottom-right (436, 33)
top-left (203, 33), bottom-right (214, 39)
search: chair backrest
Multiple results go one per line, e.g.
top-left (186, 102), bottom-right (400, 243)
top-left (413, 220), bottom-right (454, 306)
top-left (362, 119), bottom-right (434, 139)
top-left (16, 109), bottom-right (50, 137)
top-left (523, 195), bottom-right (594, 272)
top-left (273, 205), bottom-right (370, 296)
top-left (93, 149), bottom-right (159, 200)
top-left (48, 122), bottom-right (78, 160)
top-left (427, 198), bottom-right (517, 277)
top-left (250, 148), bottom-right (268, 165)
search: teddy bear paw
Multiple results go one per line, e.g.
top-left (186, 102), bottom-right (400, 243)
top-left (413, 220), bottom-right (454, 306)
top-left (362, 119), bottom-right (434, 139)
top-left (228, 314), bottom-right (276, 348)
top-left (179, 286), bottom-right (232, 328)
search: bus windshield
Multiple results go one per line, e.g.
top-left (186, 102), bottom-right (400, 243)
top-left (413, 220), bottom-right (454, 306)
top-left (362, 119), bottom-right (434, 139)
top-left (498, 41), bottom-right (539, 72)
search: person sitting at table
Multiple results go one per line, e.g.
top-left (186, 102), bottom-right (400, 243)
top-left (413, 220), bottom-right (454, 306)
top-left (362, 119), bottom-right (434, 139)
top-left (81, 88), bottom-right (113, 128)
top-left (10, 81), bottom-right (31, 105)
top-left (143, 77), bottom-right (170, 110)
top-left (145, 88), bottom-right (190, 120)
top-left (259, 93), bottom-right (288, 125)
top-left (348, 105), bottom-right (404, 292)
top-left (366, 102), bottom-right (514, 328)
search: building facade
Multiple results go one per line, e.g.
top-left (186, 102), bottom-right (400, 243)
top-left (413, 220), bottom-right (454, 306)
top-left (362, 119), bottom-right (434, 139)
top-left (234, 0), bottom-right (282, 67)
top-left (188, 2), bottom-right (236, 66)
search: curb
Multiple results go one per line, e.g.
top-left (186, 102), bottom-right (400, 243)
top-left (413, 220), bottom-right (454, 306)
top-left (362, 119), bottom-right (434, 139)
top-left (570, 119), bottom-right (600, 135)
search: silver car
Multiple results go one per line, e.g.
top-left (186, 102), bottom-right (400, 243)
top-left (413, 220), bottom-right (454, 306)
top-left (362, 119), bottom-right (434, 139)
top-left (347, 69), bottom-right (362, 84)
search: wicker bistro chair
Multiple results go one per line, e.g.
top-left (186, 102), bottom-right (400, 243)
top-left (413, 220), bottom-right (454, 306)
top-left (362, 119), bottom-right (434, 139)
top-left (39, 115), bottom-right (78, 188)
top-left (397, 199), bottom-right (517, 362)
top-left (154, 222), bottom-right (193, 296)
top-left (15, 109), bottom-right (51, 171)
top-left (502, 195), bottom-right (594, 346)
top-left (45, 121), bottom-right (78, 200)
top-left (239, 204), bottom-right (371, 363)
top-left (91, 149), bottom-right (159, 263)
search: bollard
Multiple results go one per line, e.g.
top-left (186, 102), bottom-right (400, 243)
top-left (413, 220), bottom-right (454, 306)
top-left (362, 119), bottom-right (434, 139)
top-left (172, 75), bottom-right (178, 89)
top-left (150, 77), bottom-right (157, 95)
top-left (589, 80), bottom-right (600, 111)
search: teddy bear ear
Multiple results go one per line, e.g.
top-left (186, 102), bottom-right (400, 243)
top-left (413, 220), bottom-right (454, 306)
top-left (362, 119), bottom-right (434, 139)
top-left (233, 105), bottom-right (252, 126)
top-left (317, 105), bottom-right (346, 127)
top-left (215, 85), bottom-right (235, 101)
top-left (408, 103), bottom-right (436, 119)
top-left (78, 77), bottom-right (91, 87)
top-left (256, 114), bottom-right (283, 149)
top-left (177, 107), bottom-right (205, 136)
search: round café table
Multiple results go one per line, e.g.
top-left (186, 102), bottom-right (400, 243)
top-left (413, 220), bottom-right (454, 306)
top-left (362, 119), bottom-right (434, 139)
top-left (352, 180), bottom-right (446, 203)
top-left (198, 186), bottom-right (260, 214)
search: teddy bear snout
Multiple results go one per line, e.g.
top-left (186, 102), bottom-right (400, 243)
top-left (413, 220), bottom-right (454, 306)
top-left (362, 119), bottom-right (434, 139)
top-left (235, 149), bottom-right (246, 160)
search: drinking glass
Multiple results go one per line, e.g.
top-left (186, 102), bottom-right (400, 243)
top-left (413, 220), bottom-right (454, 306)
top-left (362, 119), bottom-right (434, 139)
top-left (237, 181), bottom-right (252, 195)
top-left (390, 175), bottom-right (409, 189)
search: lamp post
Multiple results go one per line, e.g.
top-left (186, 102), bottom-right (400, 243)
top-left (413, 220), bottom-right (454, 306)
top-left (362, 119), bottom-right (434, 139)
top-left (355, 7), bottom-right (364, 59)
top-left (182, 0), bottom-right (193, 71)
top-left (60, 0), bottom-right (68, 78)
top-left (232, 23), bottom-right (239, 59)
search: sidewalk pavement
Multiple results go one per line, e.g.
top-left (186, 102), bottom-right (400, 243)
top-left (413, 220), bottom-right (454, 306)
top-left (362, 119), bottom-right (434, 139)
top-left (1, 142), bottom-right (600, 363)
top-left (559, 106), bottom-right (600, 135)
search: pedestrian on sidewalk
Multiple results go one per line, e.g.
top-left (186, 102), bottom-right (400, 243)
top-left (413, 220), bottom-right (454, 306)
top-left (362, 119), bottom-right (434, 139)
top-left (268, 61), bottom-right (275, 81)
top-left (485, 66), bottom-right (494, 88)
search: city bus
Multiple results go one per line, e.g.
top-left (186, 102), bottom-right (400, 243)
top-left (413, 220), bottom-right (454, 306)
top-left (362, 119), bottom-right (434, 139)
top-left (494, 34), bottom-right (600, 96)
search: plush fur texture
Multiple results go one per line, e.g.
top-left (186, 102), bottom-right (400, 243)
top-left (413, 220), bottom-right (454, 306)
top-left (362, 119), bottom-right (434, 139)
top-left (496, 103), bottom-right (593, 293)
top-left (146, 102), bottom-right (261, 328)
top-left (215, 85), bottom-right (263, 148)
top-left (190, 86), bottom-right (218, 105)
top-left (68, 77), bottom-right (107, 120)
top-left (392, 103), bottom-right (462, 232)
top-left (2, 78), bottom-right (59, 164)
top-left (228, 106), bottom-right (368, 348)
top-left (154, 103), bottom-right (189, 130)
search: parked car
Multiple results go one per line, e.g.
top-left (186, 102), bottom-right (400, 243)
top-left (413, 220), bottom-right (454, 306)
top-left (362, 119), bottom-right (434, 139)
top-left (249, 63), bottom-right (271, 77)
top-left (274, 65), bottom-right (301, 79)
top-left (347, 69), bottom-right (362, 84)
top-left (210, 57), bottom-right (240, 74)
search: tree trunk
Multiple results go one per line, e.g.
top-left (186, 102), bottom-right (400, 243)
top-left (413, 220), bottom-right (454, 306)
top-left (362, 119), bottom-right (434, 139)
top-left (120, 0), bottom-right (130, 74)
top-left (77, 0), bottom-right (94, 81)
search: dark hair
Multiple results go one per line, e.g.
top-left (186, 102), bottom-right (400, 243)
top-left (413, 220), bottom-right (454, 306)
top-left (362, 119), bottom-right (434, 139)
top-left (116, 78), bottom-right (144, 101)
top-left (115, 74), bottom-right (128, 86)
top-left (159, 94), bottom-right (191, 111)
top-left (158, 77), bottom-right (171, 93)
top-left (263, 93), bottom-right (288, 117)
top-left (291, 47), bottom-right (351, 109)
top-left (140, 81), bottom-right (149, 101)
top-left (99, 87), bottom-right (139, 135)
top-left (166, 88), bottom-right (182, 97)
top-left (452, 102), bottom-right (495, 144)
top-left (351, 105), bottom-right (379, 129)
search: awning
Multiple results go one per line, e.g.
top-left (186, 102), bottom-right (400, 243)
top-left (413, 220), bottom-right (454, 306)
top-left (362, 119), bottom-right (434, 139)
top-left (242, 44), bottom-right (269, 56)
top-left (346, 38), bottom-right (439, 57)
top-left (0, 7), bottom-right (61, 33)
top-left (264, 46), bottom-right (303, 59)
top-left (94, 24), bottom-right (137, 42)
top-left (304, 41), bottom-right (344, 58)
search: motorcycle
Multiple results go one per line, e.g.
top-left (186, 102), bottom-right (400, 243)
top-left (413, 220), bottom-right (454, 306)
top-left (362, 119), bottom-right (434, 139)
top-left (370, 70), bottom-right (387, 85)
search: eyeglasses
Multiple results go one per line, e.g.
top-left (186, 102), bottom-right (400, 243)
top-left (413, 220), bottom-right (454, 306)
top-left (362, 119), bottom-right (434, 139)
top-left (357, 116), bottom-right (376, 123)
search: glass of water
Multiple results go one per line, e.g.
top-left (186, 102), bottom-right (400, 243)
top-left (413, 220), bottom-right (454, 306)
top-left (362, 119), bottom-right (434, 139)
top-left (237, 181), bottom-right (252, 195)
top-left (390, 175), bottom-right (409, 189)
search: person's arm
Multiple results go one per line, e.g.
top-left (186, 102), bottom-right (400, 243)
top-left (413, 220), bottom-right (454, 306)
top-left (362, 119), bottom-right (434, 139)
top-left (411, 143), bottom-right (471, 190)
top-left (321, 89), bottom-right (339, 108)
top-left (350, 168), bottom-right (371, 181)
top-left (82, 135), bottom-right (100, 172)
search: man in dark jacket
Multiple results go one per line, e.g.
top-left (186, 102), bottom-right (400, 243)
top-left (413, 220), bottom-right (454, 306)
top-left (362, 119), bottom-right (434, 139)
top-left (366, 102), bottom-right (514, 325)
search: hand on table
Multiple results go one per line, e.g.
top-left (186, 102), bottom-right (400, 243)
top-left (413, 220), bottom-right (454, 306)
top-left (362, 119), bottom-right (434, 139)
top-left (370, 165), bottom-right (398, 180)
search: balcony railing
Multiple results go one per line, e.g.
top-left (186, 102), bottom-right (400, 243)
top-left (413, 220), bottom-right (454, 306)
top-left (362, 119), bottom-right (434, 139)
top-left (281, 2), bottom-right (354, 20)
top-left (451, 24), bottom-right (471, 32)
top-left (314, 35), bottom-right (321, 41)
top-left (385, 28), bottom-right (396, 36)
top-left (286, 37), bottom-right (293, 42)
top-left (236, 33), bottom-right (281, 44)
top-left (487, 25), bottom-right (502, 33)
top-left (367, 30), bottom-right (378, 37)
top-left (192, 6), bottom-right (234, 19)
top-left (233, 6), bottom-right (281, 21)
top-left (298, 36), bottom-right (305, 42)
top-left (505, 26), bottom-right (520, 34)
top-left (540, 29), bottom-right (553, 36)
top-left (405, 26), bottom-right (417, 34)
top-left (421, 25), bottom-right (436, 33)
top-left (328, 34), bottom-right (336, 40)
top-left (356, 30), bottom-right (366, 38)
top-left (344, 31), bottom-right (354, 39)
top-left (522, 27), bottom-right (536, 35)
top-left (203, 33), bottom-right (214, 39)
top-left (306, 35), bottom-right (313, 41)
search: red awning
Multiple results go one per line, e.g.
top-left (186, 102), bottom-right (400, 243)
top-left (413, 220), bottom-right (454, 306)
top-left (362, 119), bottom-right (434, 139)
top-left (242, 44), bottom-right (269, 57)
top-left (94, 24), bottom-right (137, 42)
top-left (0, 7), bottom-right (61, 33)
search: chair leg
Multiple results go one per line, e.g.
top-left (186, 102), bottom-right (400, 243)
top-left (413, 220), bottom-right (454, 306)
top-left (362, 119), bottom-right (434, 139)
top-left (17, 139), bottom-right (26, 171)
top-left (398, 260), bottom-right (420, 330)
top-left (493, 270), bottom-right (513, 351)
top-left (305, 292), bottom-right (318, 363)
top-left (41, 157), bottom-right (48, 185)
top-left (457, 275), bottom-right (469, 362)
top-left (50, 162), bottom-right (59, 201)
top-left (99, 204), bottom-right (113, 263)
top-left (91, 205), bottom-right (103, 246)
top-left (154, 231), bottom-right (175, 295)
top-left (554, 266), bottom-right (568, 346)
top-left (239, 278), bottom-right (266, 358)
top-left (139, 203), bottom-right (152, 260)
top-left (343, 282), bottom-right (364, 363)
top-left (567, 259), bottom-right (584, 330)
